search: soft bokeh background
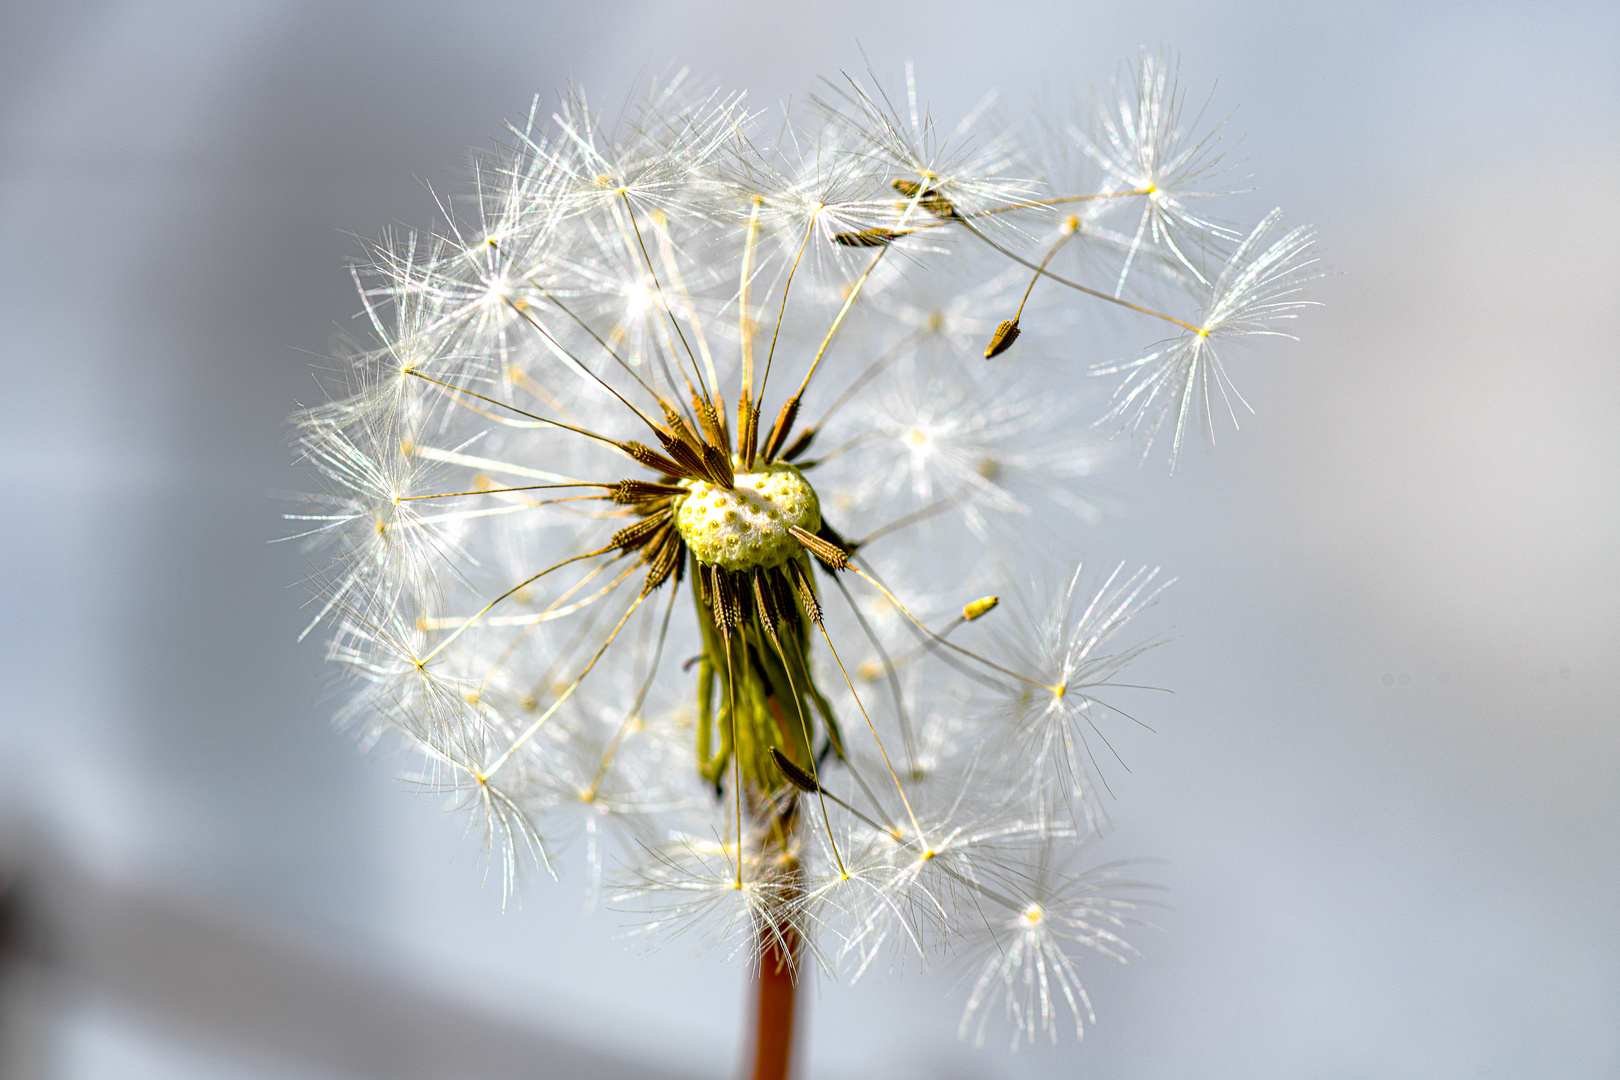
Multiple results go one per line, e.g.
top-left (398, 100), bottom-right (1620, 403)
top-left (1, 2), bottom-right (1615, 1077)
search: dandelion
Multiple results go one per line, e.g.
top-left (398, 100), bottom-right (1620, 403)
top-left (958, 841), bottom-right (1156, 1049)
top-left (288, 53), bottom-right (1312, 1078)
top-left (1077, 49), bottom-right (1245, 293)
top-left (981, 563), bottom-right (1173, 833)
top-left (1092, 208), bottom-right (1322, 464)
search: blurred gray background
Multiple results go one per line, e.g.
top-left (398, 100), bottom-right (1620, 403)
top-left (0, 1), bottom-right (1615, 1077)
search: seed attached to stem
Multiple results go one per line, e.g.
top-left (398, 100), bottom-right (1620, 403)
top-left (770, 747), bottom-right (821, 793)
top-left (984, 217), bottom-right (1081, 360)
top-left (984, 320), bottom-right (1021, 359)
top-left (832, 227), bottom-right (914, 248)
top-left (962, 596), bottom-right (1000, 621)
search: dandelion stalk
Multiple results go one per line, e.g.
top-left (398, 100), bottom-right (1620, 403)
top-left (748, 865), bottom-right (802, 1080)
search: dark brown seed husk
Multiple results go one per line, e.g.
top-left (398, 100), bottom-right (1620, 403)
top-left (787, 560), bottom-right (822, 624)
top-left (770, 746), bottom-right (821, 793)
top-left (700, 443), bottom-right (735, 488)
top-left (781, 425), bottom-right (817, 462)
top-left (611, 510), bottom-right (672, 552)
top-left (762, 396), bottom-right (801, 462)
top-left (984, 319), bottom-right (1021, 359)
top-left (613, 480), bottom-right (689, 504)
top-left (620, 441), bottom-right (688, 478)
top-left (831, 227), bottom-right (911, 248)
top-left (641, 531), bottom-right (684, 594)
top-left (790, 525), bottom-right (848, 570)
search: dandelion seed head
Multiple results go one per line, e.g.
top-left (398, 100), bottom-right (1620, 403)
top-left (287, 57), bottom-right (1310, 1052)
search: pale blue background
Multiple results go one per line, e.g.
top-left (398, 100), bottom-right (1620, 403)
top-left (0, 2), bottom-right (1616, 1077)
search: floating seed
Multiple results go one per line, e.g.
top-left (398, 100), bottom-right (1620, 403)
top-left (986, 218), bottom-right (1081, 360)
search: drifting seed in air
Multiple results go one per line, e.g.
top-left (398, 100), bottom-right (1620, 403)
top-left (984, 320), bottom-right (1021, 359)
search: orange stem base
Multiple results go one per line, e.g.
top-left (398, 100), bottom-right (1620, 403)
top-left (746, 917), bottom-right (801, 1080)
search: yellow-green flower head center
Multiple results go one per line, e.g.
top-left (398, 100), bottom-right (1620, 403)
top-left (675, 461), bottom-right (820, 572)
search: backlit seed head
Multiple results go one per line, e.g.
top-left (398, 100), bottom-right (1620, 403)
top-left (675, 461), bottom-right (820, 571)
top-left (288, 56), bottom-right (1310, 1054)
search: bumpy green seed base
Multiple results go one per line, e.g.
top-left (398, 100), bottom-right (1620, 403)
top-left (675, 461), bottom-right (820, 572)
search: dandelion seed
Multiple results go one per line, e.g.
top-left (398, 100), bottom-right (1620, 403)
top-left (1092, 209), bottom-right (1320, 466)
top-left (981, 563), bottom-right (1172, 832)
top-left (958, 840), bottom-right (1154, 1049)
top-left (1078, 49), bottom-right (1245, 293)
